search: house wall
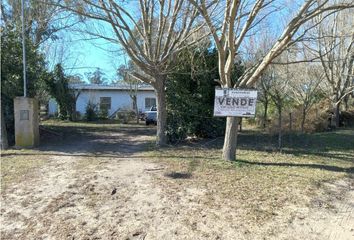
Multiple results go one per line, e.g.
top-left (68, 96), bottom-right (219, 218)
top-left (137, 91), bottom-right (157, 112)
top-left (48, 99), bottom-right (58, 115)
top-left (48, 89), bottom-right (156, 117)
top-left (76, 90), bottom-right (130, 116)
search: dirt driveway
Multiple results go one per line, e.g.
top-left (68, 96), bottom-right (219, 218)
top-left (1, 123), bottom-right (353, 240)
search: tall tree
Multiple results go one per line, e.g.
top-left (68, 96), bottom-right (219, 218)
top-left (60, 0), bottom-right (206, 146)
top-left (309, 9), bottom-right (354, 127)
top-left (45, 64), bottom-right (77, 120)
top-left (165, 47), bottom-right (241, 142)
top-left (1, 0), bottom-right (76, 46)
top-left (86, 68), bottom-right (107, 85)
top-left (1, 24), bottom-right (48, 146)
top-left (117, 61), bottom-right (141, 123)
top-left (288, 63), bottom-right (323, 132)
top-left (257, 71), bottom-right (273, 129)
top-left (268, 64), bottom-right (291, 150)
top-left (1, 0), bottom-right (77, 146)
top-left (190, 0), bottom-right (354, 160)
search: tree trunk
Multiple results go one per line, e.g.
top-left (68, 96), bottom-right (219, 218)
top-left (343, 95), bottom-right (349, 111)
top-left (71, 94), bottom-right (80, 122)
top-left (332, 94), bottom-right (340, 128)
top-left (222, 117), bottom-right (239, 161)
top-left (1, 108), bottom-right (8, 150)
top-left (278, 107), bottom-right (282, 151)
top-left (155, 77), bottom-right (167, 146)
top-left (334, 102), bottom-right (340, 128)
top-left (135, 97), bottom-right (139, 124)
top-left (71, 102), bottom-right (77, 121)
top-left (301, 108), bottom-right (306, 133)
top-left (135, 107), bottom-right (139, 124)
top-left (263, 100), bottom-right (268, 129)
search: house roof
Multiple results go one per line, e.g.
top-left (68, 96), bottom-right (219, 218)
top-left (69, 83), bottom-right (155, 91)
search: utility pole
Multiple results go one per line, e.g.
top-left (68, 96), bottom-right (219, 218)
top-left (14, 0), bottom-right (39, 148)
top-left (21, 0), bottom-right (27, 97)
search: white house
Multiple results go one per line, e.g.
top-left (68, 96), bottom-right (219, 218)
top-left (48, 83), bottom-right (156, 117)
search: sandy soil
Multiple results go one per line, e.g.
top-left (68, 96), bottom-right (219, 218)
top-left (1, 126), bottom-right (353, 240)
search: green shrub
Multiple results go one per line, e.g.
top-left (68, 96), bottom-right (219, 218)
top-left (85, 102), bottom-right (98, 121)
top-left (98, 107), bottom-right (109, 119)
top-left (116, 110), bottom-right (135, 124)
top-left (166, 48), bottom-right (243, 143)
top-left (340, 110), bottom-right (354, 127)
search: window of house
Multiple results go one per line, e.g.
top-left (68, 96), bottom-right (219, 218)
top-left (145, 98), bottom-right (156, 109)
top-left (100, 97), bottom-right (111, 110)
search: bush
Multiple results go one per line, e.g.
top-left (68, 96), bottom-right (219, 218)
top-left (115, 110), bottom-right (135, 124)
top-left (1, 24), bottom-right (49, 145)
top-left (98, 107), bottom-right (109, 119)
top-left (85, 102), bottom-right (98, 121)
top-left (340, 110), bottom-right (354, 127)
top-left (165, 48), bottom-right (243, 142)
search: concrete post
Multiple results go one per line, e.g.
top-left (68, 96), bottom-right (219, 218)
top-left (14, 97), bottom-right (39, 147)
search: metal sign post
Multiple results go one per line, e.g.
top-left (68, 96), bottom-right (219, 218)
top-left (21, 0), bottom-right (27, 97)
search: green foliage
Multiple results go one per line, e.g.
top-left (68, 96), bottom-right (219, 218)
top-left (98, 107), bottom-right (109, 119)
top-left (44, 64), bottom-right (75, 120)
top-left (85, 68), bottom-right (107, 85)
top-left (85, 102), bottom-right (98, 121)
top-left (1, 24), bottom-right (48, 144)
top-left (166, 48), bottom-right (244, 142)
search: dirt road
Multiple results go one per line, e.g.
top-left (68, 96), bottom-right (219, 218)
top-left (1, 124), bottom-right (353, 239)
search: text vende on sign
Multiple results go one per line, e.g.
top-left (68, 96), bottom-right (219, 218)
top-left (213, 88), bottom-right (258, 117)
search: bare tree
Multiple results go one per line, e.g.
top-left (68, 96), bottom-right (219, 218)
top-left (258, 71), bottom-right (272, 128)
top-left (0, 0), bottom-right (77, 147)
top-left (288, 63), bottom-right (323, 132)
top-left (267, 57), bottom-right (292, 151)
top-left (117, 61), bottom-right (141, 124)
top-left (60, 0), bottom-right (206, 146)
top-left (1, 0), bottom-right (78, 46)
top-left (309, 9), bottom-right (354, 127)
top-left (247, 34), bottom-right (275, 129)
top-left (190, 0), bottom-right (354, 160)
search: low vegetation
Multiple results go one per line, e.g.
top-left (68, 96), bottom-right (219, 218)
top-left (1, 149), bottom-right (47, 190)
top-left (146, 128), bottom-right (353, 223)
top-left (1, 121), bottom-right (353, 239)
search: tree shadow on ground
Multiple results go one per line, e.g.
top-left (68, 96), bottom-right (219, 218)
top-left (20, 123), bottom-right (157, 156)
top-left (187, 129), bottom-right (354, 161)
top-left (164, 171), bottom-right (192, 179)
top-left (203, 129), bottom-right (354, 151)
top-left (235, 159), bottom-right (354, 173)
top-left (2, 151), bottom-right (352, 174)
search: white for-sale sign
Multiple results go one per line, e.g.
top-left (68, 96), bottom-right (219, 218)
top-left (213, 88), bottom-right (258, 117)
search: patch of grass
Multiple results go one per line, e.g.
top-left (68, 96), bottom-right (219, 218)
top-left (146, 129), bottom-right (354, 225)
top-left (41, 119), bottom-right (148, 129)
top-left (41, 119), bottom-right (154, 139)
top-left (1, 149), bottom-right (47, 190)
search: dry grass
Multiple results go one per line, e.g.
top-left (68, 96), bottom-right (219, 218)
top-left (145, 129), bottom-right (354, 226)
top-left (1, 149), bottom-right (47, 190)
top-left (1, 119), bottom-right (155, 191)
top-left (1, 121), bottom-right (353, 239)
